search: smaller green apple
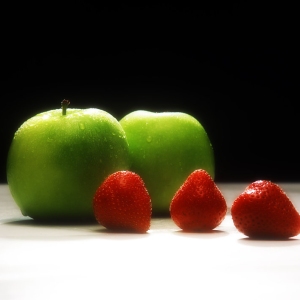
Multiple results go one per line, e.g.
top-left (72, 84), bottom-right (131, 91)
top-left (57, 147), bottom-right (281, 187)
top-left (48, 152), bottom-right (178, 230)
top-left (119, 110), bottom-right (215, 216)
top-left (7, 100), bottom-right (131, 222)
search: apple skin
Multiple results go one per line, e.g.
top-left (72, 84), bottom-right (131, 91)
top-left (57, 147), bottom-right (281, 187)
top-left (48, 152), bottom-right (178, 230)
top-left (7, 107), bottom-right (131, 222)
top-left (119, 110), bottom-right (215, 215)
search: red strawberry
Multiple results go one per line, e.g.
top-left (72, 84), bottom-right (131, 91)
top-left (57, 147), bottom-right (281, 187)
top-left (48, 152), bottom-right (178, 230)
top-left (169, 169), bottom-right (227, 231)
top-left (231, 180), bottom-right (300, 239)
top-left (93, 171), bottom-right (152, 233)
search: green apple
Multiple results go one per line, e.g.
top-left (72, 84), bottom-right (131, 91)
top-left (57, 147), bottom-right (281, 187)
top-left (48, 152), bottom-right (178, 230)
top-left (119, 110), bottom-right (214, 215)
top-left (7, 100), bottom-right (131, 222)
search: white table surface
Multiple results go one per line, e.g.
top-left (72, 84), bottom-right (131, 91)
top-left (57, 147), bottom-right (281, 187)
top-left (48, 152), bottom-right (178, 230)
top-left (1, 183), bottom-right (300, 300)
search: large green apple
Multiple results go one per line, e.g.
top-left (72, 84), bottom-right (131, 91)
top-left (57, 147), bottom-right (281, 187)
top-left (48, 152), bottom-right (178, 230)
top-left (119, 110), bottom-right (214, 216)
top-left (7, 100), bottom-right (131, 222)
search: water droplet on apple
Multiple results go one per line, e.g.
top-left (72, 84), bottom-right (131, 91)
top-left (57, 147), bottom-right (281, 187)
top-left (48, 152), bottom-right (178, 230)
top-left (79, 123), bottom-right (85, 130)
top-left (146, 136), bottom-right (152, 142)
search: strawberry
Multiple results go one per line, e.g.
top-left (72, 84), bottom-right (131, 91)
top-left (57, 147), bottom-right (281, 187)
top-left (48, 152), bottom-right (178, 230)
top-left (169, 169), bottom-right (227, 231)
top-left (93, 171), bottom-right (152, 233)
top-left (231, 180), bottom-right (300, 239)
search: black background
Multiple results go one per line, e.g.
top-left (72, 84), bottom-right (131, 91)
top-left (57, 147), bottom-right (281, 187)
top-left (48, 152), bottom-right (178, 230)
top-left (1, 2), bottom-right (299, 184)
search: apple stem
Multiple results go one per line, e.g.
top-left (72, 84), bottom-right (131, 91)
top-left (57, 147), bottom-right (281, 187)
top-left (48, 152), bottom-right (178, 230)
top-left (61, 99), bottom-right (70, 115)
